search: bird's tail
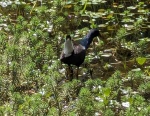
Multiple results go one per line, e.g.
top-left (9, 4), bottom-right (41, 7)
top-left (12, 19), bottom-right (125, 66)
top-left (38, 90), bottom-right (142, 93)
top-left (80, 29), bottom-right (100, 49)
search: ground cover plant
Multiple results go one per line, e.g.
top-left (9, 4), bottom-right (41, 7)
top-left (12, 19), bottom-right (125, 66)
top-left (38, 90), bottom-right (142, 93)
top-left (0, 0), bottom-right (150, 115)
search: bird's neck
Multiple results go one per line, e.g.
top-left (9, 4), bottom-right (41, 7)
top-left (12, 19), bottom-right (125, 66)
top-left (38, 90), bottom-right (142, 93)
top-left (64, 40), bottom-right (74, 57)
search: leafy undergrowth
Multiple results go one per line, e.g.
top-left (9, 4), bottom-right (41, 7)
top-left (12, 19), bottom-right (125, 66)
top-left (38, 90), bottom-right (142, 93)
top-left (0, 0), bottom-right (150, 116)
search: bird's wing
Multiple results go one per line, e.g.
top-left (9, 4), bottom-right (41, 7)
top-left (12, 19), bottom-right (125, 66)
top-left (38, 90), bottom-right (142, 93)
top-left (60, 50), bottom-right (73, 59)
top-left (74, 44), bottom-right (85, 54)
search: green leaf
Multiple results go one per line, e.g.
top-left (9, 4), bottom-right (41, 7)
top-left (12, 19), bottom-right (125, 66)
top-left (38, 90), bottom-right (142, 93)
top-left (136, 57), bottom-right (146, 65)
top-left (103, 98), bottom-right (109, 105)
top-left (103, 88), bottom-right (111, 97)
top-left (128, 97), bottom-right (133, 104)
top-left (16, 109), bottom-right (24, 116)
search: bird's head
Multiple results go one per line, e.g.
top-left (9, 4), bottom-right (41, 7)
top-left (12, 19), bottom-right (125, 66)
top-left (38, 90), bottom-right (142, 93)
top-left (65, 35), bottom-right (72, 41)
top-left (64, 35), bottom-right (74, 55)
top-left (90, 29), bottom-right (102, 38)
top-left (65, 35), bottom-right (73, 47)
top-left (92, 29), bottom-right (106, 44)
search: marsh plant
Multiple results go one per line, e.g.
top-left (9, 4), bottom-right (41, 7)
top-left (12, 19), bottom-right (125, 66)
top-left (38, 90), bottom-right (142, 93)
top-left (0, 0), bottom-right (150, 116)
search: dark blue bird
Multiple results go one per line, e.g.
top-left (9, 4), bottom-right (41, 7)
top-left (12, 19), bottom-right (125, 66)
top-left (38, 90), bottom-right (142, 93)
top-left (60, 29), bottom-right (102, 80)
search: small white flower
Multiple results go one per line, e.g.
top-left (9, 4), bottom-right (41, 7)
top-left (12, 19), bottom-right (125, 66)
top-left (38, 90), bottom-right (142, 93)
top-left (7, 1), bottom-right (12, 5)
top-left (39, 89), bottom-right (45, 95)
top-left (121, 89), bottom-right (128, 94)
top-left (64, 105), bottom-right (68, 109)
top-left (0, 2), bottom-right (7, 7)
top-left (95, 97), bottom-right (103, 102)
top-left (59, 68), bottom-right (65, 73)
top-left (95, 112), bottom-right (101, 116)
top-left (8, 62), bottom-right (11, 65)
top-left (98, 85), bottom-right (102, 89)
top-left (33, 33), bottom-right (37, 36)
top-left (122, 102), bottom-right (130, 108)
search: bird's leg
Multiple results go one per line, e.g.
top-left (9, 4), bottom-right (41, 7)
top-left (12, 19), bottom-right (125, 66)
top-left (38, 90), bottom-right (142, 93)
top-left (67, 65), bottom-right (73, 81)
top-left (69, 66), bottom-right (73, 81)
top-left (65, 66), bottom-right (73, 80)
top-left (89, 68), bottom-right (93, 79)
top-left (65, 67), bottom-right (69, 80)
top-left (76, 67), bottom-right (79, 79)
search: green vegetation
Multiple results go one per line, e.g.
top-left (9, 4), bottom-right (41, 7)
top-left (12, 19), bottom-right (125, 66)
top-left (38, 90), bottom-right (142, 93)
top-left (0, 0), bottom-right (150, 115)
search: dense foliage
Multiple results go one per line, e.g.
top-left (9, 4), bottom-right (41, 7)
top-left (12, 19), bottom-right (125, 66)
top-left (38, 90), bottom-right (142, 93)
top-left (0, 0), bottom-right (150, 115)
